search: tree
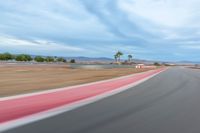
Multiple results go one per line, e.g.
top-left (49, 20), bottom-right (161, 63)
top-left (45, 56), bottom-right (54, 62)
top-left (128, 54), bottom-right (133, 62)
top-left (114, 54), bottom-right (118, 62)
top-left (0, 54), bottom-right (3, 60)
top-left (70, 59), bottom-right (76, 63)
top-left (0, 52), bottom-right (13, 60)
top-left (15, 54), bottom-right (32, 61)
top-left (4, 52), bottom-right (13, 60)
top-left (57, 57), bottom-right (66, 62)
top-left (154, 62), bottom-right (160, 66)
top-left (0, 53), bottom-right (5, 60)
top-left (34, 56), bottom-right (45, 62)
top-left (63, 59), bottom-right (67, 63)
top-left (115, 51), bottom-right (123, 62)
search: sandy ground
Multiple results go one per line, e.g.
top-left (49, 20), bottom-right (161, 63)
top-left (0, 64), bottom-right (155, 97)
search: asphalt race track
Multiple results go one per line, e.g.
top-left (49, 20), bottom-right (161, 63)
top-left (3, 67), bottom-right (200, 133)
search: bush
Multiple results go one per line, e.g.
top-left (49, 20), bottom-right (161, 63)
top-left (45, 56), bottom-right (54, 62)
top-left (70, 59), bottom-right (76, 63)
top-left (57, 57), bottom-right (66, 62)
top-left (0, 52), bottom-right (13, 60)
top-left (154, 62), bottom-right (160, 66)
top-left (34, 56), bottom-right (45, 62)
top-left (15, 54), bottom-right (32, 61)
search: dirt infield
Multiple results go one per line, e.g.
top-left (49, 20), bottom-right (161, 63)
top-left (0, 64), bottom-right (155, 97)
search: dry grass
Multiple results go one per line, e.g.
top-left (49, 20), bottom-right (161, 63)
top-left (0, 64), bottom-right (154, 97)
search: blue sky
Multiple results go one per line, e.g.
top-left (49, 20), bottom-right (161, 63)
top-left (0, 0), bottom-right (200, 61)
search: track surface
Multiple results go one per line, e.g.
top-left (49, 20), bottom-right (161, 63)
top-left (3, 67), bottom-right (200, 133)
top-left (0, 69), bottom-right (163, 123)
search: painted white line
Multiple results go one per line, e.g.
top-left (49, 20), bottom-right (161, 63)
top-left (0, 69), bottom-right (163, 101)
top-left (0, 69), bottom-right (166, 132)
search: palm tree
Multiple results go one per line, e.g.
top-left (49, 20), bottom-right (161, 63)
top-left (116, 51), bottom-right (123, 62)
top-left (114, 54), bottom-right (118, 62)
top-left (128, 54), bottom-right (133, 62)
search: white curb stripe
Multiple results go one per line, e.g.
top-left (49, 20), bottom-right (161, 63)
top-left (0, 68), bottom-right (167, 132)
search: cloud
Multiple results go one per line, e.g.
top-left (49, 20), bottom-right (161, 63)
top-left (119, 0), bottom-right (200, 27)
top-left (181, 44), bottom-right (200, 50)
top-left (0, 35), bottom-right (85, 56)
top-left (0, 0), bottom-right (200, 61)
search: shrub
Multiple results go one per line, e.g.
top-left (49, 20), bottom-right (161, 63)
top-left (154, 62), bottom-right (160, 66)
top-left (70, 59), bottom-right (76, 63)
top-left (34, 56), bottom-right (45, 62)
top-left (15, 54), bottom-right (32, 61)
top-left (57, 57), bottom-right (66, 62)
top-left (45, 56), bottom-right (54, 62)
top-left (0, 52), bottom-right (13, 60)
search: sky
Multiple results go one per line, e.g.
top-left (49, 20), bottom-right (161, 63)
top-left (0, 0), bottom-right (200, 61)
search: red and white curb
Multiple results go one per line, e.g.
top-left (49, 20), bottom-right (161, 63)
top-left (0, 68), bottom-right (167, 132)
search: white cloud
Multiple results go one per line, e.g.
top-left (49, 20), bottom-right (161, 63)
top-left (181, 44), bottom-right (200, 49)
top-left (0, 0), bottom-right (115, 40)
top-left (0, 36), bottom-right (38, 46)
top-left (0, 36), bottom-right (84, 53)
top-left (119, 0), bottom-right (200, 28)
top-left (1, 0), bottom-right (200, 61)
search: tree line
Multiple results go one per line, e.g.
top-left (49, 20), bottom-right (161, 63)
top-left (0, 52), bottom-right (76, 63)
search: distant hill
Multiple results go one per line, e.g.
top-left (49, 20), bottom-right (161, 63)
top-left (29, 55), bottom-right (161, 64)
top-left (176, 61), bottom-right (200, 65)
top-left (63, 57), bottom-right (162, 64)
top-left (64, 57), bottom-right (114, 62)
top-left (63, 57), bottom-right (156, 63)
top-left (29, 55), bottom-right (198, 65)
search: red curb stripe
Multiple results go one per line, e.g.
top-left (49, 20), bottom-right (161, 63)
top-left (0, 68), bottom-right (165, 123)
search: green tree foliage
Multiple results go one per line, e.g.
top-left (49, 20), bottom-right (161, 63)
top-left (15, 54), bottom-right (32, 61)
top-left (114, 51), bottom-right (123, 62)
top-left (34, 56), bottom-right (45, 62)
top-left (70, 59), bottom-right (76, 63)
top-left (154, 62), bottom-right (160, 66)
top-left (0, 52), bottom-right (13, 60)
top-left (45, 56), bottom-right (55, 62)
top-left (57, 57), bottom-right (66, 62)
top-left (128, 54), bottom-right (133, 62)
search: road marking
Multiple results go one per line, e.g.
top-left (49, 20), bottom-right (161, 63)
top-left (0, 69), bottom-right (163, 101)
top-left (0, 68), bottom-right (167, 132)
